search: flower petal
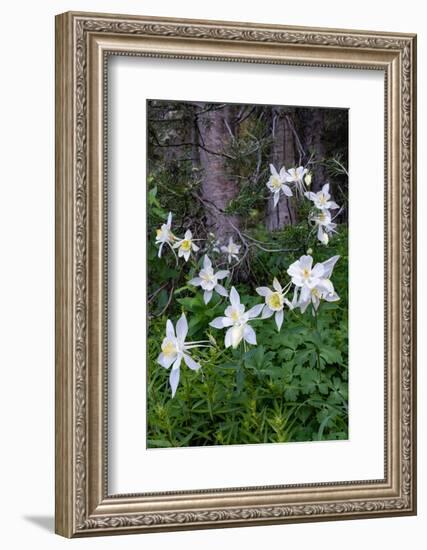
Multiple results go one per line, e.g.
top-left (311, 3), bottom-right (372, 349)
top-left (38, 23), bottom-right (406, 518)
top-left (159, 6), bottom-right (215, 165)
top-left (215, 284), bottom-right (228, 297)
top-left (256, 286), bottom-right (271, 297)
top-left (321, 255), bottom-right (340, 278)
top-left (246, 303), bottom-right (264, 318)
top-left (324, 291), bottom-right (340, 302)
top-left (261, 305), bottom-right (274, 319)
top-left (188, 277), bottom-right (202, 286)
top-left (300, 286), bottom-right (311, 302)
top-left (203, 255), bottom-right (212, 269)
top-left (269, 163), bottom-right (279, 177)
top-left (282, 185), bottom-right (293, 197)
top-left (230, 325), bottom-right (244, 348)
top-left (167, 212), bottom-right (172, 227)
top-left (243, 324), bottom-right (257, 345)
top-left (176, 313), bottom-right (188, 342)
top-left (299, 255), bottom-right (313, 270)
top-left (318, 278), bottom-right (334, 294)
top-left (229, 286), bottom-right (240, 308)
top-left (158, 242), bottom-right (164, 258)
top-left (183, 353), bottom-right (201, 371)
top-left (204, 290), bottom-right (213, 304)
top-left (275, 309), bottom-right (284, 331)
top-left (272, 277), bottom-right (282, 292)
top-left (224, 327), bottom-right (233, 348)
top-left (157, 352), bottom-right (175, 369)
top-left (166, 320), bottom-right (175, 339)
top-left (169, 360), bottom-right (181, 397)
top-left (273, 191), bottom-right (280, 207)
top-left (286, 261), bottom-right (301, 278)
top-left (311, 263), bottom-right (325, 279)
top-left (215, 270), bottom-right (229, 280)
top-left (210, 317), bottom-right (226, 329)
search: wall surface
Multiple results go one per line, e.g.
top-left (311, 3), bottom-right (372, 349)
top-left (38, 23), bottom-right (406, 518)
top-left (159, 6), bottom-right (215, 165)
top-left (0, 0), bottom-right (424, 548)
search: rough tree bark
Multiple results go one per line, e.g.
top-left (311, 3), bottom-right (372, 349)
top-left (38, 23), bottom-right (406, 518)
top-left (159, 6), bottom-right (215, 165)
top-left (266, 107), bottom-right (297, 231)
top-left (196, 105), bottom-right (240, 242)
top-left (298, 108), bottom-right (328, 192)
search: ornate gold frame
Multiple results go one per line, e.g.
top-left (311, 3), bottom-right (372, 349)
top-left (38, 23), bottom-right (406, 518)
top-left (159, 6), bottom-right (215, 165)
top-left (55, 11), bottom-right (417, 537)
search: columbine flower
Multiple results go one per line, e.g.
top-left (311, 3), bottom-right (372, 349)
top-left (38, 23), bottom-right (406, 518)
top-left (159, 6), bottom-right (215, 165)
top-left (256, 277), bottom-right (291, 331)
top-left (221, 236), bottom-right (240, 263)
top-left (209, 287), bottom-right (264, 348)
top-left (287, 254), bottom-right (325, 290)
top-left (311, 209), bottom-right (337, 245)
top-left (266, 164), bottom-right (293, 207)
top-left (305, 183), bottom-right (339, 211)
top-left (155, 212), bottom-right (175, 258)
top-left (297, 256), bottom-right (340, 313)
top-left (286, 166), bottom-right (308, 195)
top-left (287, 255), bottom-right (340, 312)
top-left (298, 282), bottom-right (340, 313)
top-left (208, 232), bottom-right (221, 254)
top-left (189, 255), bottom-right (229, 304)
top-left (173, 229), bottom-right (199, 261)
top-left (157, 313), bottom-right (209, 397)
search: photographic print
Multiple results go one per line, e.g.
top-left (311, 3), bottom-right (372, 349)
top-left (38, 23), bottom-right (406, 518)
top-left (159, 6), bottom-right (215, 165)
top-left (147, 99), bottom-right (349, 448)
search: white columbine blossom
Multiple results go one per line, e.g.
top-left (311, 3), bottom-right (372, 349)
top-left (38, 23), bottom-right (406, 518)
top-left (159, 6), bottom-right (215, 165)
top-left (305, 183), bottom-right (339, 211)
top-left (189, 255), bottom-right (229, 304)
top-left (256, 277), bottom-right (292, 331)
top-left (287, 254), bottom-right (325, 290)
top-left (311, 209), bottom-right (337, 245)
top-left (286, 166), bottom-right (308, 195)
top-left (287, 255), bottom-right (340, 313)
top-left (209, 287), bottom-right (264, 349)
top-left (173, 229), bottom-right (200, 261)
top-left (267, 164), bottom-right (293, 207)
top-left (221, 236), bottom-right (241, 263)
top-left (157, 313), bottom-right (209, 397)
top-left (155, 212), bottom-right (175, 258)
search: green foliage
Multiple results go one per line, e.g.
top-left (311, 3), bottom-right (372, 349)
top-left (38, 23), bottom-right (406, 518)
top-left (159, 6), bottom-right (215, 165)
top-left (147, 229), bottom-right (348, 447)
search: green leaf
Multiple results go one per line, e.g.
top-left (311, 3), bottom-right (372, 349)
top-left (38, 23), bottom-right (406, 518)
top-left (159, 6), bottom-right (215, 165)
top-left (284, 387), bottom-right (299, 401)
top-left (317, 415), bottom-right (332, 440)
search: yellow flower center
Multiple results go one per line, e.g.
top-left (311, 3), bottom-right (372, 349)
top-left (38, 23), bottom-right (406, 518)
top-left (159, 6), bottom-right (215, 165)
top-left (201, 271), bottom-right (214, 282)
top-left (156, 228), bottom-right (163, 237)
top-left (162, 340), bottom-right (177, 357)
top-left (318, 212), bottom-right (327, 222)
top-left (230, 309), bottom-right (240, 322)
top-left (302, 268), bottom-right (311, 279)
top-left (267, 292), bottom-right (284, 311)
top-left (311, 288), bottom-right (321, 298)
top-left (319, 195), bottom-right (327, 205)
top-left (271, 176), bottom-right (281, 190)
top-left (180, 239), bottom-right (192, 251)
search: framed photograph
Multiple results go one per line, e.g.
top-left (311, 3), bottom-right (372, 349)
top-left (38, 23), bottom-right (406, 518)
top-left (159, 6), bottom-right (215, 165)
top-left (55, 11), bottom-right (417, 537)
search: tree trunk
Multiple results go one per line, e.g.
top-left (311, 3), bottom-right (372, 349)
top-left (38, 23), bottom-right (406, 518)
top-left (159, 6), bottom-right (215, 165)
top-left (299, 108), bottom-right (328, 192)
top-left (196, 105), bottom-right (240, 242)
top-left (266, 107), bottom-right (297, 231)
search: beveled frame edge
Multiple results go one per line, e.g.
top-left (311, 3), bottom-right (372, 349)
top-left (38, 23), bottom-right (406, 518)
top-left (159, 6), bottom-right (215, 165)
top-left (55, 11), bottom-right (417, 538)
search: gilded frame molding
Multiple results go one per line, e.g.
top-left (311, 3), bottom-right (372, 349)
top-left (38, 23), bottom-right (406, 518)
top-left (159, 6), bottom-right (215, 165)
top-left (55, 11), bottom-right (417, 537)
